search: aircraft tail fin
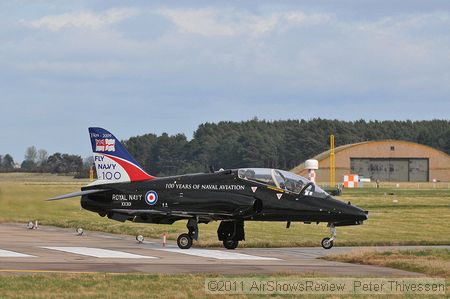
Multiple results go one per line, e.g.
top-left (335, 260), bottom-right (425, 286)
top-left (88, 127), bottom-right (155, 183)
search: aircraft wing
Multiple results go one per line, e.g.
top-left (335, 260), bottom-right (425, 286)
top-left (110, 209), bottom-right (234, 219)
top-left (47, 189), bottom-right (109, 201)
top-left (110, 209), bottom-right (168, 215)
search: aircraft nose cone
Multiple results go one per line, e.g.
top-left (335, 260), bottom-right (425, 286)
top-left (346, 205), bottom-right (368, 222)
top-left (359, 210), bottom-right (369, 221)
top-left (327, 197), bottom-right (368, 224)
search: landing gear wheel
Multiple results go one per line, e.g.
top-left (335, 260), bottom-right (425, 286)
top-left (223, 239), bottom-right (239, 250)
top-left (177, 233), bottom-right (193, 249)
top-left (321, 237), bottom-right (333, 249)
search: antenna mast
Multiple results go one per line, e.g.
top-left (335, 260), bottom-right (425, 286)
top-left (330, 135), bottom-right (335, 187)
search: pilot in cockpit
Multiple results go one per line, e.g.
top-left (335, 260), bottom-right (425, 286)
top-left (244, 169), bottom-right (255, 180)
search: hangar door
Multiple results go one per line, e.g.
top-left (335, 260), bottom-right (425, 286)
top-left (350, 158), bottom-right (429, 182)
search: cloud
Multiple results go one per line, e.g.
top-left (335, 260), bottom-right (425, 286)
top-left (28, 8), bottom-right (139, 31)
top-left (157, 8), bottom-right (330, 37)
top-left (2, 2), bottom-right (450, 161)
top-left (15, 60), bottom-right (126, 78)
top-left (354, 11), bottom-right (450, 35)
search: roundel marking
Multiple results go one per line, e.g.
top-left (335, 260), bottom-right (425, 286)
top-left (145, 191), bottom-right (158, 206)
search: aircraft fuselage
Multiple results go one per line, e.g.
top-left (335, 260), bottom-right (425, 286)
top-left (81, 169), bottom-right (368, 226)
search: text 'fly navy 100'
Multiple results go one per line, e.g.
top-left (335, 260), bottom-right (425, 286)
top-left (49, 127), bottom-right (368, 250)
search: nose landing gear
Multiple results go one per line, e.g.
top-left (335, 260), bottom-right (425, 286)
top-left (321, 224), bottom-right (336, 249)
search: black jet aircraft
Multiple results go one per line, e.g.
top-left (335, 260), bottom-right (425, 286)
top-left (50, 127), bottom-right (368, 250)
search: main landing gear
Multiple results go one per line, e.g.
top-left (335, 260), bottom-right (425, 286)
top-left (217, 221), bottom-right (245, 250)
top-left (176, 219), bottom-right (245, 250)
top-left (177, 233), bottom-right (192, 249)
top-left (176, 218), bottom-right (198, 249)
top-left (321, 224), bottom-right (336, 249)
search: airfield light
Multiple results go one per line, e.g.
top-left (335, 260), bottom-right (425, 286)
top-left (136, 235), bottom-right (144, 243)
top-left (26, 221), bottom-right (34, 229)
top-left (76, 228), bottom-right (84, 236)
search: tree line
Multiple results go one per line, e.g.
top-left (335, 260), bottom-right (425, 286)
top-left (2, 119), bottom-right (450, 177)
top-left (0, 146), bottom-right (92, 178)
top-left (123, 119), bottom-right (450, 176)
top-left (0, 154), bottom-right (15, 171)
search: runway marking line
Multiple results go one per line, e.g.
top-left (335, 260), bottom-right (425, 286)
top-left (0, 269), bottom-right (130, 275)
top-left (41, 247), bottom-right (157, 259)
top-left (0, 249), bottom-right (35, 258)
top-left (0, 269), bottom-right (105, 274)
top-left (155, 248), bottom-right (280, 260)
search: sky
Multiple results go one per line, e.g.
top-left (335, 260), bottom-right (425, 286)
top-left (1, 1), bottom-right (449, 162)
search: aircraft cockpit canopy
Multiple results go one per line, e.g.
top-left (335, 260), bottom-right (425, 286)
top-left (238, 168), bottom-right (328, 196)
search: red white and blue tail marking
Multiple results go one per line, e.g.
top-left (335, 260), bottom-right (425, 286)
top-left (89, 127), bottom-right (155, 183)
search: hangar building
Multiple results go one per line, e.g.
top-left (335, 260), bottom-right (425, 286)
top-left (291, 140), bottom-right (450, 182)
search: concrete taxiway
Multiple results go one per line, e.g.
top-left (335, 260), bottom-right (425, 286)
top-left (1, 223), bottom-right (446, 276)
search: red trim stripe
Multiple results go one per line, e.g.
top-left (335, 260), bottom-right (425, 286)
top-left (103, 154), bottom-right (155, 182)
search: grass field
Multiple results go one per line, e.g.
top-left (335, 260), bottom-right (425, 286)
top-left (0, 273), bottom-right (226, 299)
top-left (1, 272), bottom-right (446, 299)
top-left (323, 248), bottom-right (450, 279)
top-left (0, 173), bottom-right (449, 247)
